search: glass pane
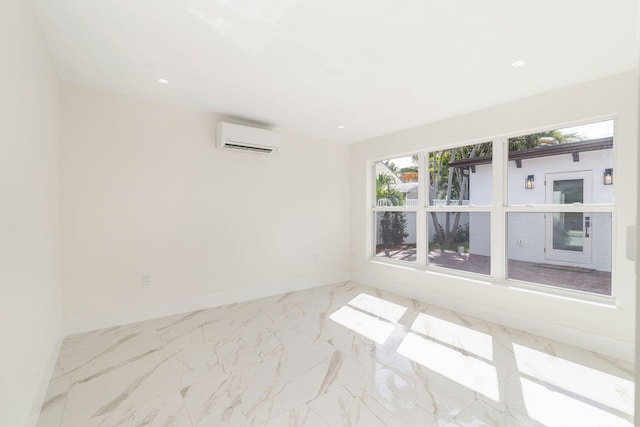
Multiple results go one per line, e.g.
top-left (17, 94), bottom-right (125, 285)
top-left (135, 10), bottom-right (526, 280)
top-left (552, 212), bottom-right (583, 252)
top-left (429, 142), bottom-right (492, 207)
top-left (553, 179), bottom-right (583, 204)
top-left (428, 212), bottom-right (490, 275)
top-left (508, 120), bottom-right (613, 205)
top-left (507, 212), bottom-right (611, 296)
top-left (374, 155), bottom-right (419, 207)
top-left (375, 212), bottom-right (416, 262)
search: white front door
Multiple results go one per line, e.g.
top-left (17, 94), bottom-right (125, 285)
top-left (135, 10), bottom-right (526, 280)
top-left (545, 171), bottom-right (592, 264)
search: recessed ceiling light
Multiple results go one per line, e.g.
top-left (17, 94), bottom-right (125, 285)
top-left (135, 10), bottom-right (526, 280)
top-left (337, 125), bottom-right (345, 129)
top-left (158, 78), bottom-right (169, 85)
top-left (511, 60), bottom-right (526, 68)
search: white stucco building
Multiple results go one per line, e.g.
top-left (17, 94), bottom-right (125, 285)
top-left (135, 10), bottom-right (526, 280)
top-left (453, 138), bottom-right (614, 272)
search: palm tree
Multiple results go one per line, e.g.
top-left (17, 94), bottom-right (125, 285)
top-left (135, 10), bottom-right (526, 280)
top-left (376, 173), bottom-right (404, 207)
top-left (429, 142), bottom-right (492, 246)
top-left (375, 173), bottom-right (408, 252)
top-left (376, 173), bottom-right (394, 192)
top-left (427, 130), bottom-right (578, 248)
top-left (382, 161), bottom-right (400, 175)
top-left (509, 130), bottom-right (582, 151)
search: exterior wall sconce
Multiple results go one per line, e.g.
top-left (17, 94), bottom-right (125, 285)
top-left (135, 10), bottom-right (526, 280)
top-left (525, 175), bottom-right (535, 189)
top-left (603, 168), bottom-right (613, 185)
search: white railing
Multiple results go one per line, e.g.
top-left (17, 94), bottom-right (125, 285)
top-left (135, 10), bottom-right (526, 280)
top-left (377, 199), bottom-right (419, 207)
top-left (376, 199), bottom-right (469, 207)
top-left (432, 199), bottom-right (470, 206)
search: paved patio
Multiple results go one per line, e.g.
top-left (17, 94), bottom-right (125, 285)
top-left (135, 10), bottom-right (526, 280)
top-left (376, 248), bottom-right (611, 295)
top-left (375, 245), bottom-right (417, 262)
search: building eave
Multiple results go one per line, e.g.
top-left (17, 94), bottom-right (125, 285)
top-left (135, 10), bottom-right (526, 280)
top-left (448, 137), bottom-right (613, 170)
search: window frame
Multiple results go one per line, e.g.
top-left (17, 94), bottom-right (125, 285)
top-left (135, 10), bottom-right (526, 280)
top-left (370, 157), bottom-right (422, 265)
top-left (367, 117), bottom-right (617, 305)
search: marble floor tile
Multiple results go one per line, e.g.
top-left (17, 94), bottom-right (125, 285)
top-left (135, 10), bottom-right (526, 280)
top-left (56, 330), bottom-right (163, 382)
top-left (443, 399), bottom-right (545, 427)
top-left (182, 341), bottom-right (369, 426)
top-left (62, 334), bottom-right (84, 349)
top-left (61, 349), bottom-right (168, 425)
top-left (65, 392), bottom-right (192, 427)
top-left (156, 310), bottom-right (216, 349)
top-left (262, 404), bottom-right (328, 427)
top-left (178, 370), bottom-right (249, 426)
top-left (308, 381), bottom-right (413, 427)
top-left (352, 356), bottom-right (488, 425)
top-left (201, 304), bottom-right (271, 341)
top-left (480, 367), bottom-right (635, 427)
top-left (36, 377), bottom-right (70, 427)
top-left (36, 281), bottom-right (635, 426)
top-left (326, 324), bottom-right (405, 369)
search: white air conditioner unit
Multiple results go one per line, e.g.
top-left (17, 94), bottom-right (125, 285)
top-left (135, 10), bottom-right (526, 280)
top-left (216, 122), bottom-right (280, 154)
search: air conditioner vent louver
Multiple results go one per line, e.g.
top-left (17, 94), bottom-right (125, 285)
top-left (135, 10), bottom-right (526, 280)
top-left (216, 122), bottom-right (280, 154)
top-left (222, 142), bottom-right (274, 153)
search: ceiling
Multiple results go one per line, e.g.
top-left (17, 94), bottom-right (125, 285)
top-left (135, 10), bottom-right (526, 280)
top-left (33, 0), bottom-right (638, 144)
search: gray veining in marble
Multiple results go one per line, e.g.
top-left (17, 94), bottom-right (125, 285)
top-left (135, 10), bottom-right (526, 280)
top-left (36, 282), bottom-right (635, 426)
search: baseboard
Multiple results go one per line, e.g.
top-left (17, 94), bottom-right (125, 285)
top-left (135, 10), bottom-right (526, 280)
top-left (22, 325), bottom-right (64, 427)
top-left (63, 273), bottom-right (350, 336)
top-left (355, 279), bottom-right (634, 363)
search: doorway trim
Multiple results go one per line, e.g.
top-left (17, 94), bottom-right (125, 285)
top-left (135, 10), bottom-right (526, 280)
top-left (544, 170), bottom-right (592, 264)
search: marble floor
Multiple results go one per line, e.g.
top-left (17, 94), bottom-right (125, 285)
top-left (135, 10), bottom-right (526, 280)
top-left (36, 282), bottom-right (634, 427)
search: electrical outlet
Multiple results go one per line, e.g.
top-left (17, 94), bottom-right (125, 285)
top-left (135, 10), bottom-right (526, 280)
top-left (143, 274), bottom-right (152, 286)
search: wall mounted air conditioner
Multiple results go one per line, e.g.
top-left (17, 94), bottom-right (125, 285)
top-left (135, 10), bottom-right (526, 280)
top-left (216, 122), bottom-right (280, 154)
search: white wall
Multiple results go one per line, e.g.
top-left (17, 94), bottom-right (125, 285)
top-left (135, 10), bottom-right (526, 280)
top-left (375, 212), bottom-right (417, 246)
top-left (506, 150), bottom-right (614, 205)
top-left (470, 150), bottom-right (613, 271)
top-left (61, 83), bottom-right (350, 327)
top-left (0, 3), bottom-right (62, 426)
top-left (635, 43), bottom-right (640, 427)
top-left (350, 71), bottom-right (638, 361)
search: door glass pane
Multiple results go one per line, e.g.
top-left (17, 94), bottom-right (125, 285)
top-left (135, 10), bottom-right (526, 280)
top-left (552, 179), bottom-right (583, 204)
top-left (552, 212), bottom-right (583, 252)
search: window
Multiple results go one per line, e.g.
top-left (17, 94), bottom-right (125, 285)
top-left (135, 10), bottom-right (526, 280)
top-left (506, 121), bottom-right (614, 296)
top-left (369, 119), bottom-right (615, 299)
top-left (427, 142), bottom-right (492, 275)
top-left (373, 156), bottom-right (418, 263)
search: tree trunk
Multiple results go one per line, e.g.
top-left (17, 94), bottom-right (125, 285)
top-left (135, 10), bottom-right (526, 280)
top-left (445, 159), bottom-right (471, 245)
top-left (445, 149), bottom-right (455, 205)
top-left (441, 146), bottom-right (478, 246)
top-left (429, 151), bottom-right (446, 246)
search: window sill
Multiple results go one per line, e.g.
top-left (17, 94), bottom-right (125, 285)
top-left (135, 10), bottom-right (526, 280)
top-left (367, 257), bottom-right (617, 307)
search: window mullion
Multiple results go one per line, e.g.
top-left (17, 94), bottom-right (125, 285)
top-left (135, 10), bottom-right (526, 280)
top-left (417, 152), bottom-right (428, 265)
top-left (367, 162), bottom-right (376, 259)
top-left (491, 137), bottom-right (507, 280)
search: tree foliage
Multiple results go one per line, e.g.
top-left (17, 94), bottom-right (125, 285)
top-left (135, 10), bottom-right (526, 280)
top-left (376, 173), bottom-right (404, 206)
top-left (376, 172), bottom-right (408, 249)
top-left (428, 142), bottom-right (491, 246)
top-left (427, 130), bottom-right (580, 248)
top-left (382, 160), bottom-right (400, 175)
top-left (379, 212), bottom-right (408, 249)
top-left (390, 212), bottom-right (408, 244)
top-left (508, 131), bottom-right (582, 151)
